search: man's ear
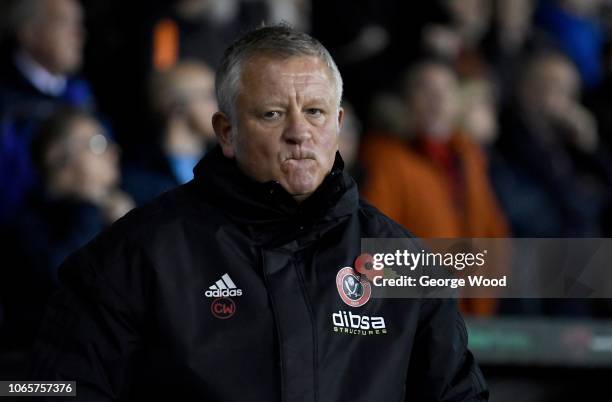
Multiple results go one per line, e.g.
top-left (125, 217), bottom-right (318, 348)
top-left (335, 107), bottom-right (344, 152)
top-left (212, 111), bottom-right (235, 158)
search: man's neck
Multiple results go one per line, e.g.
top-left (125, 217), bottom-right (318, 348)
top-left (14, 50), bottom-right (67, 96)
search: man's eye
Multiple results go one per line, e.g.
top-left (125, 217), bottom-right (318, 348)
top-left (306, 108), bottom-right (323, 117)
top-left (262, 111), bottom-right (281, 120)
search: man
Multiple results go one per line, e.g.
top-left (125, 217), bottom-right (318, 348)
top-left (0, 0), bottom-right (86, 98)
top-left (497, 51), bottom-right (609, 237)
top-left (0, 0), bottom-right (93, 224)
top-left (1, 108), bottom-right (133, 353)
top-left (31, 25), bottom-right (488, 401)
top-left (361, 60), bottom-right (507, 240)
top-left (360, 60), bottom-right (508, 316)
top-left (122, 61), bottom-right (218, 205)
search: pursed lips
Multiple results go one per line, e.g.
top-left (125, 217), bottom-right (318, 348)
top-left (282, 150), bottom-right (317, 161)
top-left (280, 151), bottom-right (317, 173)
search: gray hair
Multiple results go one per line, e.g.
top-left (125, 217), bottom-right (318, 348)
top-left (215, 24), bottom-right (343, 120)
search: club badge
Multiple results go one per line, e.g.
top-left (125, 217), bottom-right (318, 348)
top-left (336, 266), bottom-right (371, 307)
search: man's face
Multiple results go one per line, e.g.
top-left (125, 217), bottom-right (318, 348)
top-left (178, 66), bottom-right (217, 140)
top-left (22, 0), bottom-right (84, 74)
top-left (408, 64), bottom-right (458, 139)
top-left (525, 59), bottom-right (578, 119)
top-left (48, 117), bottom-right (119, 200)
top-left (216, 55), bottom-right (343, 202)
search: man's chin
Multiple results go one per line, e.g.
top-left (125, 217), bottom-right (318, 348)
top-left (282, 180), bottom-right (320, 202)
top-left (291, 192), bottom-right (312, 203)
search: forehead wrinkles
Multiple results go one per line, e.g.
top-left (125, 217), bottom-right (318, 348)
top-left (240, 56), bottom-right (336, 100)
top-left (279, 71), bottom-right (331, 99)
top-left (279, 70), bottom-right (330, 89)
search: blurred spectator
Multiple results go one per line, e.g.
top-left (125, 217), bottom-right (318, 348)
top-left (457, 77), bottom-right (499, 146)
top-left (360, 60), bottom-right (508, 315)
top-left (534, 0), bottom-right (604, 89)
top-left (338, 102), bottom-right (364, 184)
top-left (455, 76), bottom-right (531, 237)
top-left (122, 61), bottom-right (217, 205)
top-left (492, 52), bottom-right (612, 318)
top-left (496, 51), bottom-right (612, 237)
top-left (1, 107), bottom-right (133, 349)
top-left (481, 0), bottom-right (549, 104)
top-left (0, 0), bottom-right (94, 224)
top-left (490, 0), bottom-right (537, 60)
top-left (362, 60), bottom-right (508, 238)
top-left (421, 0), bottom-right (492, 79)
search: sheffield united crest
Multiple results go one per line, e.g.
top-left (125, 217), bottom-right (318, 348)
top-left (336, 267), bottom-right (371, 307)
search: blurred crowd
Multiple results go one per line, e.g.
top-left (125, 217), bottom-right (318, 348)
top-left (3, 0), bottom-right (612, 380)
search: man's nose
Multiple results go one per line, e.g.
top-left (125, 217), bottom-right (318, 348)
top-left (283, 111), bottom-right (312, 145)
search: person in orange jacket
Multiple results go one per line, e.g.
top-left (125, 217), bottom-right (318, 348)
top-left (361, 60), bottom-right (509, 315)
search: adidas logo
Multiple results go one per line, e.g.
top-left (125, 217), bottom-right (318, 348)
top-left (205, 273), bottom-right (243, 298)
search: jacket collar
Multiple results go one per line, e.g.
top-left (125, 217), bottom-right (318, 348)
top-left (192, 146), bottom-right (358, 245)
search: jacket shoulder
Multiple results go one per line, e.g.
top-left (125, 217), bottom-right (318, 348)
top-left (60, 183), bottom-right (204, 273)
top-left (100, 184), bottom-right (193, 243)
top-left (55, 183), bottom-right (208, 315)
top-left (357, 198), bottom-right (413, 238)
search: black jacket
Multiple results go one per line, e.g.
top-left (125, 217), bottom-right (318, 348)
top-left (31, 147), bottom-right (488, 401)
